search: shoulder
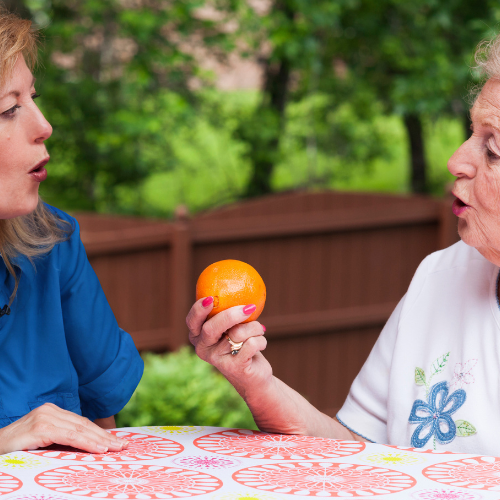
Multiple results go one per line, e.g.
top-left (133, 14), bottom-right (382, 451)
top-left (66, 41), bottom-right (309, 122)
top-left (43, 204), bottom-right (78, 232)
top-left (401, 241), bottom-right (493, 319)
top-left (39, 205), bottom-right (84, 267)
top-left (411, 240), bottom-right (489, 284)
top-left (420, 240), bottom-right (487, 274)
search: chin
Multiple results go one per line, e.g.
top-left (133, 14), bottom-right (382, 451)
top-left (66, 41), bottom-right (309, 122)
top-left (0, 197), bottom-right (39, 220)
top-left (457, 220), bottom-right (478, 248)
top-left (458, 220), bottom-right (492, 253)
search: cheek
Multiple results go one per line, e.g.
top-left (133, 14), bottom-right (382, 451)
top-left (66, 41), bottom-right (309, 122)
top-left (0, 131), bottom-right (17, 168)
top-left (0, 140), bottom-right (18, 179)
top-left (476, 170), bottom-right (500, 213)
top-left (0, 132), bottom-right (38, 218)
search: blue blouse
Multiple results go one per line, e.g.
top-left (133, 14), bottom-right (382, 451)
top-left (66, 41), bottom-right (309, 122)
top-left (0, 206), bottom-right (144, 427)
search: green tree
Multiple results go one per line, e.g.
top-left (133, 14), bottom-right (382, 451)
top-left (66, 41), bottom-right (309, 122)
top-left (239, 0), bottom-right (499, 197)
top-left (238, 0), bottom-right (345, 197)
top-left (332, 0), bottom-right (498, 193)
top-left (6, 0), bottom-right (247, 211)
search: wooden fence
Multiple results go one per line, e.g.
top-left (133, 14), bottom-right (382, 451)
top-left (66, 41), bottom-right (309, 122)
top-left (77, 190), bottom-right (459, 416)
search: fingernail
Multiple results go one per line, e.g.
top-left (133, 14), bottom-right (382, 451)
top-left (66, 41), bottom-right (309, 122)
top-left (97, 445), bottom-right (108, 453)
top-left (262, 325), bottom-right (266, 332)
top-left (243, 304), bottom-right (256, 315)
top-left (202, 296), bottom-right (214, 307)
top-left (121, 440), bottom-right (129, 448)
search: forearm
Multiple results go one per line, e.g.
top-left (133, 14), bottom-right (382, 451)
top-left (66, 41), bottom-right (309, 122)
top-left (186, 300), bottom-right (364, 441)
top-left (242, 375), bottom-right (366, 441)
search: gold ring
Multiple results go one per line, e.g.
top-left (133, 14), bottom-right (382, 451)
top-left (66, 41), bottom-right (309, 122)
top-left (226, 334), bottom-right (244, 355)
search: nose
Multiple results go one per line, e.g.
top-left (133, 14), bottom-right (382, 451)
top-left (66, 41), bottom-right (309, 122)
top-left (32, 103), bottom-right (53, 144)
top-left (447, 137), bottom-right (477, 179)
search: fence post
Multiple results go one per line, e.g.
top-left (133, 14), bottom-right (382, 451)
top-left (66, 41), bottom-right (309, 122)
top-left (439, 197), bottom-right (459, 250)
top-left (170, 220), bottom-right (192, 351)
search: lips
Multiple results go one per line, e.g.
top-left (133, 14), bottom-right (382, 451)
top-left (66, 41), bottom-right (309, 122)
top-left (29, 157), bottom-right (49, 182)
top-left (452, 193), bottom-right (469, 217)
top-left (29, 158), bottom-right (49, 173)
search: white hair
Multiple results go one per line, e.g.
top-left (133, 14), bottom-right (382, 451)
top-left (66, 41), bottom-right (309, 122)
top-left (475, 34), bottom-right (500, 80)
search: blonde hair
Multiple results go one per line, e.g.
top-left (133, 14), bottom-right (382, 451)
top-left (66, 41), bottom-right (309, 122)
top-left (0, 6), bottom-right (71, 305)
top-left (0, 5), bottom-right (37, 87)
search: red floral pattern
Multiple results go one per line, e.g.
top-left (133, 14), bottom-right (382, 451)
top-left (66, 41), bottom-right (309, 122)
top-left (0, 471), bottom-right (22, 495)
top-left (27, 431), bottom-right (183, 462)
top-left (232, 462), bottom-right (416, 497)
top-left (423, 456), bottom-right (500, 490)
top-left (194, 429), bottom-right (365, 460)
top-left (35, 464), bottom-right (222, 499)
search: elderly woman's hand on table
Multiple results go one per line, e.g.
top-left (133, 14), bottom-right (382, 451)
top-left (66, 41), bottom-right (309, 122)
top-left (0, 404), bottom-right (128, 455)
top-left (186, 297), bottom-right (366, 442)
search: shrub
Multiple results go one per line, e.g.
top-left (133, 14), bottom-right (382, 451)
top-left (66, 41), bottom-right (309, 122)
top-left (116, 347), bottom-right (257, 429)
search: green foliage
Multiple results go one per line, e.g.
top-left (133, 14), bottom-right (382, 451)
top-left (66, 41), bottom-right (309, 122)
top-left (7, 0), bottom-right (485, 211)
top-left (130, 91), bottom-right (462, 217)
top-left (274, 92), bottom-right (391, 189)
top-left (21, 0), bottom-right (248, 212)
top-left (237, 0), bottom-right (346, 196)
top-left (317, 0), bottom-right (499, 193)
top-left (115, 347), bottom-right (257, 429)
top-left (106, 89), bottom-right (255, 217)
top-left (331, 0), bottom-right (496, 116)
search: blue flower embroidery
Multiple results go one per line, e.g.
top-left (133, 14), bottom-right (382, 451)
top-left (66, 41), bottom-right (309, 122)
top-left (409, 381), bottom-right (466, 448)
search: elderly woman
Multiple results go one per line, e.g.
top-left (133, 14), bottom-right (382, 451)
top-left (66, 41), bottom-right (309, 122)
top-left (0, 9), bottom-right (143, 454)
top-left (188, 36), bottom-right (500, 454)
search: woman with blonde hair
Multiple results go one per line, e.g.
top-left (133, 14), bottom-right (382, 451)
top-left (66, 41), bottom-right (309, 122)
top-left (0, 7), bottom-right (143, 454)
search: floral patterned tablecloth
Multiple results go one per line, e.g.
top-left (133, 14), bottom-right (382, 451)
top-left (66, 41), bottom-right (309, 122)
top-left (0, 426), bottom-right (498, 500)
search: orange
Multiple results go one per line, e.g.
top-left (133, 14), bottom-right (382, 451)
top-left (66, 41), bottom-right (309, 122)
top-left (196, 259), bottom-right (266, 323)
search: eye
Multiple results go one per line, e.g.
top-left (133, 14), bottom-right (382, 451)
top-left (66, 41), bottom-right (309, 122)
top-left (1, 104), bottom-right (21, 117)
top-left (487, 146), bottom-right (499, 159)
top-left (486, 136), bottom-right (500, 160)
top-left (31, 93), bottom-right (40, 100)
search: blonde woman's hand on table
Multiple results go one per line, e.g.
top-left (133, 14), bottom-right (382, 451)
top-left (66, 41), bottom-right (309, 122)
top-left (0, 403), bottom-right (128, 455)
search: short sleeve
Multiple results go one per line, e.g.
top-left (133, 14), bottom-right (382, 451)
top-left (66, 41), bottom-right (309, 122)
top-left (336, 295), bottom-right (405, 443)
top-left (55, 210), bottom-right (144, 421)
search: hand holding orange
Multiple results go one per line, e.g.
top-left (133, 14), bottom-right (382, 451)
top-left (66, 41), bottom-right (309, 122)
top-left (196, 259), bottom-right (266, 323)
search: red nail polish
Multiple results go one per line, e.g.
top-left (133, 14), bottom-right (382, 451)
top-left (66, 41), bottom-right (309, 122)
top-left (243, 304), bottom-right (256, 315)
top-left (202, 296), bottom-right (214, 307)
top-left (262, 325), bottom-right (266, 332)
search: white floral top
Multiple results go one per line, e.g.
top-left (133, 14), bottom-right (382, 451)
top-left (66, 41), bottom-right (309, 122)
top-left (337, 240), bottom-right (500, 454)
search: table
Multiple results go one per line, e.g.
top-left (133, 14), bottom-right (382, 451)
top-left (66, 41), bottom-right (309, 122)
top-left (0, 426), bottom-right (498, 500)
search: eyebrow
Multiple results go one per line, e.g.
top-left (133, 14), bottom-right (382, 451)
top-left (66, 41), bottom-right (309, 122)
top-left (480, 119), bottom-right (500, 134)
top-left (0, 75), bottom-right (36, 99)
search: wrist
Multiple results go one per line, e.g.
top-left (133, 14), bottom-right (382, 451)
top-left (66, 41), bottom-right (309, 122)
top-left (243, 377), bottom-right (304, 434)
top-left (225, 365), bottom-right (274, 404)
top-left (242, 373), bottom-right (278, 408)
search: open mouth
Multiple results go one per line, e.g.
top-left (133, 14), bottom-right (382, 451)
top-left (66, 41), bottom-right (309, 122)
top-left (452, 194), bottom-right (469, 216)
top-left (30, 158), bottom-right (49, 173)
top-left (29, 158), bottom-right (49, 182)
